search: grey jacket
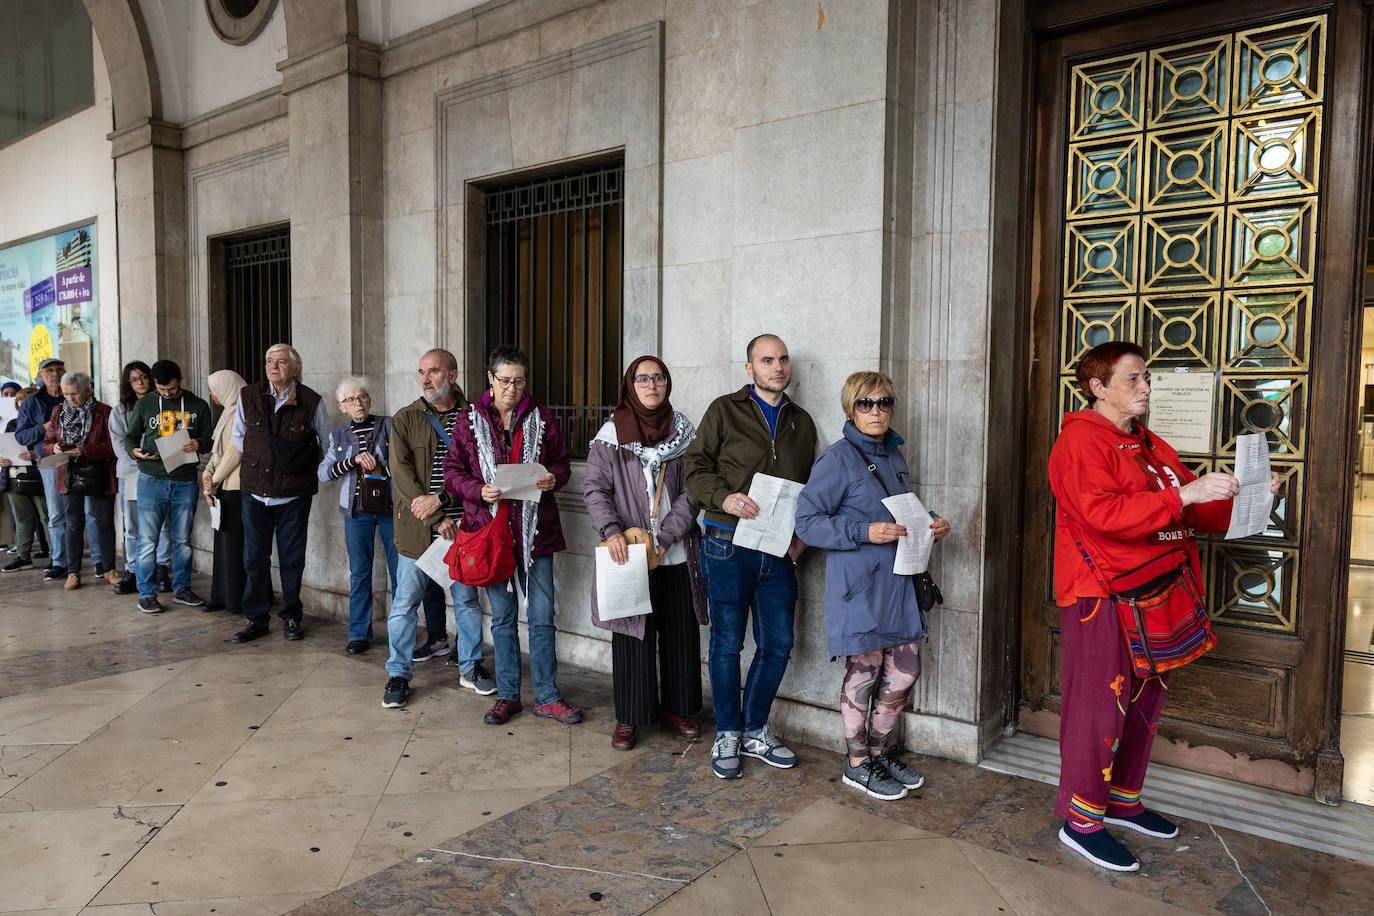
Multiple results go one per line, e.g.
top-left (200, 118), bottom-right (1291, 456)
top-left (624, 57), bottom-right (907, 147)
top-left (316, 415), bottom-right (393, 518)
top-left (582, 424), bottom-right (708, 640)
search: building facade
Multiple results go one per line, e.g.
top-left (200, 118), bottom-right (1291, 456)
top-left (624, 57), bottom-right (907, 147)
top-left (3, 0), bottom-right (1369, 807)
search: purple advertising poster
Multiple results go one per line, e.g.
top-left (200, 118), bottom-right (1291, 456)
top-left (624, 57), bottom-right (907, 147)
top-left (56, 268), bottom-right (92, 305)
top-left (23, 277), bottom-right (55, 316)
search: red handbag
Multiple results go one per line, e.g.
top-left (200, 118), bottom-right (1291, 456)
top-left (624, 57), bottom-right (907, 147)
top-left (444, 427), bottom-right (521, 587)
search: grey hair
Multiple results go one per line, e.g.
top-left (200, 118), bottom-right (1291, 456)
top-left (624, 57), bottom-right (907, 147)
top-left (60, 371), bottom-right (93, 393)
top-left (264, 343), bottom-right (302, 370)
top-left (335, 376), bottom-right (371, 403)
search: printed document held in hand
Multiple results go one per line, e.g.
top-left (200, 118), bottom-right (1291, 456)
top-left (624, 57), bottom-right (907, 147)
top-left (417, 537), bottom-right (456, 586)
top-left (1225, 432), bottom-right (1273, 540)
top-left (0, 432), bottom-right (32, 466)
top-left (732, 473), bottom-right (806, 558)
top-left (493, 463), bottom-right (548, 502)
top-left (881, 492), bottom-right (934, 575)
top-left (209, 499), bottom-right (221, 531)
top-left (595, 542), bottom-right (652, 620)
top-left (155, 427), bottom-right (199, 472)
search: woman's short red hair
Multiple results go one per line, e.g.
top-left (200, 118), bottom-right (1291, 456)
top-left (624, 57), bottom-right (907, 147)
top-left (1075, 341), bottom-right (1144, 403)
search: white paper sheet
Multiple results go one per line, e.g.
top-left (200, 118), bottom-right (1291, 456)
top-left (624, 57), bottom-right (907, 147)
top-left (38, 453), bottom-right (67, 470)
top-left (493, 462), bottom-right (548, 502)
top-left (0, 432), bottom-right (33, 466)
top-left (417, 536), bottom-right (457, 587)
top-left (881, 492), bottom-right (934, 575)
top-left (732, 473), bottom-right (806, 558)
top-left (209, 499), bottom-right (221, 531)
top-left (0, 398), bottom-right (18, 425)
top-left (155, 428), bottom-right (199, 472)
top-left (595, 542), bottom-right (653, 620)
top-left (1225, 432), bottom-right (1274, 540)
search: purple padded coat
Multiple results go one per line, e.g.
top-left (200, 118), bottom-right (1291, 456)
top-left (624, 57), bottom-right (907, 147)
top-left (582, 431), bottom-right (708, 640)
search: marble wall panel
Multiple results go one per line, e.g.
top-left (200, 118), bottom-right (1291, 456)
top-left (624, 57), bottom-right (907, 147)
top-left (736, 0), bottom-right (889, 127)
top-left (506, 70), bottom-right (573, 169)
top-left (443, 92), bottom-right (514, 187)
top-left (622, 266), bottom-right (660, 356)
top-left (430, 31), bottom-right (545, 97)
top-left (384, 213), bottom-right (438, 298)
top-left (943, 230), bottom-right (993, 361)
top-left (290, 75), bottom-right (351, 146)
top-left (663, 152), bottom-right (734, 266)
top-left (952, 0), bottom-right (999, 105)
top-left (623, 165), bottom-right (663, 270)
top-left (567, 50), bottom-right (660, 169)
top-left (730, 232), bottom-right (885, 362)
top-left (290, 214), bottom-right (353, 300)
top-left (664, 43), bottom-right (739, 163)
top-left (933, 605), bottom-right (980, 720)
top-left (382, 65), bottom-right (441, 139)
top-left (116, 194), bottom-right (157, 260)
top-left (949, 98), bottom-right (995, 235)
top-left (383, 129), bottom-right (437, 220)
top-left (733, 102), bottom-right (886, 247)
top-left (291, 139), bottom-right (354, 223)
top-left (665, 0), bottom-right (736, 58)
top-left (535, 0), bottom-right (666, 57)
top-left (662, 260), bottom-right (733, 369)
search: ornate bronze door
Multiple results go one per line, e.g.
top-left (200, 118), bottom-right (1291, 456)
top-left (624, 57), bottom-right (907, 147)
top-left (1020, 0), bottom-right (1371, 802)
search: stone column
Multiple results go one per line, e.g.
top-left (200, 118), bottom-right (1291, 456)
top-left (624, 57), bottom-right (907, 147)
top-left (278, 37), bottom-right (385, 396)
top-left (108, 119), bottom-right (187, 367)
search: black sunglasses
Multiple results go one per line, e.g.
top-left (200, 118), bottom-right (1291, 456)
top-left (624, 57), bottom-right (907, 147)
top-left (854, 396), bottom-right (895, 414)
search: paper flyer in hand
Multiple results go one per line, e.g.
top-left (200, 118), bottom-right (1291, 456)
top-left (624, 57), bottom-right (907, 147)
top-left (1225, 432), bottom-right (1274, 540)
top-left (417, 536), bottom-right (457, 586)
top-left (732, 474), bottom-right (806, 558)
top-left (493, 463), bottom-right (548, 502)
top-left (155, 427), bottom-right (199, 472)
top-left (881, 492), bottom-right (934, 575)
top-left (595, 542), bottom-right (652, 620)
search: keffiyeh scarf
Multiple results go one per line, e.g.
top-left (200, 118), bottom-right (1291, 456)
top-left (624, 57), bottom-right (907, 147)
top-left (469, 404), bottom-right (546, 570)
top-left (60, 398), bottom-right (94, 446)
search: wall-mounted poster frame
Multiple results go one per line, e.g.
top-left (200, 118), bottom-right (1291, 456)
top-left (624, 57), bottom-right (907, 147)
top-left (0, 221), bottom-right (99, 394)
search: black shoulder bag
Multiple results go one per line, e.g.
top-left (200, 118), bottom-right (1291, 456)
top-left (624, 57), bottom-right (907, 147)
top-left (845, 441), bottom-right (944, 628)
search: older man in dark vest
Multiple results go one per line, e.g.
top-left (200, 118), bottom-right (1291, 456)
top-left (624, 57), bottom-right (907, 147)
top-left (230, 343), bottom-right (329, 643)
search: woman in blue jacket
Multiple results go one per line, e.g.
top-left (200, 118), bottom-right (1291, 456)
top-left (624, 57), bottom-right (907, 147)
top-left (318, 377), bottom-right (396, 655)
top-left (795, 371), bottom-right (951, 802)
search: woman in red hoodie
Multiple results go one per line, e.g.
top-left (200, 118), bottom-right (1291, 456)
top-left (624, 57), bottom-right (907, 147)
top-left (1048, 341), bottom-right (1278, 873)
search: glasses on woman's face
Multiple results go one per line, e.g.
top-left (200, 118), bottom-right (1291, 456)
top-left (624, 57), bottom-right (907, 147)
top-left (341, 394), bottom-right (371, 406)
top-left (128, 374), bottom-right (149, 385)
top-left (491, 375), bottom-right (527, 389)
top-left (633, 373), bottom-right (667, 387)
top-left (854, 396), bottom-right (895, 414)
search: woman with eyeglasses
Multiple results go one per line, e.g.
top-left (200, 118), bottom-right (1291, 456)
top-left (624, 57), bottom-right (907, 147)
top-left (108, 361), bottom-right (171, 594)
top-left (583, 356), bottom-right (708, 750)
top-left (444, 345), bottom-right (579, 726)
top-left (319, 378), bottom-right (397, 655)
top-left (795, 371), bottom-right (951, 801)
top-left (43, 371), bottom-right (120, 590)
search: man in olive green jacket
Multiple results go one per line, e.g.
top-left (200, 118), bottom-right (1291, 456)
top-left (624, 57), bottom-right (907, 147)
top-left (382, 349), bottom-right (494, 711)
top-left (684, 334), bottom-right (817, 780)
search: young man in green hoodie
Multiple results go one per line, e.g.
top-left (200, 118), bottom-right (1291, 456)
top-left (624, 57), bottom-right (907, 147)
top-left (122, 359), bottom-right (212, 613)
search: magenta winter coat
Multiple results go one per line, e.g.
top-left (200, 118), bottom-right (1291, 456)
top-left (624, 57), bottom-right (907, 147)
top-left (582, 432), bottom-right (709, 640)
top-left (441, 391), bottom-right (571, 559)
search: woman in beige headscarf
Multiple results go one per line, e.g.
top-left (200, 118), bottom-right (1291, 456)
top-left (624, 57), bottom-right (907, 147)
top-left (203, 370), bottom-right (247, 613)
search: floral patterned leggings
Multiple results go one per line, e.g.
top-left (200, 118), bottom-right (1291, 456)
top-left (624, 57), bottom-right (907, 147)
top-left (840, 642), bottom-right (921, 758)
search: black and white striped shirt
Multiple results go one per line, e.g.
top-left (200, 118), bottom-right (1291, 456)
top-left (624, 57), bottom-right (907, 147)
top-left (429, 407), bottom-right (462, 532)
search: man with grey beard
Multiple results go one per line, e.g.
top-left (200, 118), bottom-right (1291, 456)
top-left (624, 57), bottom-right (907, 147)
top-left (380, 348), bottom-right (495, 709)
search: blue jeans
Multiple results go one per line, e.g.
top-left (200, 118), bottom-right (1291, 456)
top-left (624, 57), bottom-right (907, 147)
top-left (343, 512), bottom-right (399, 642)
top-left (485, 554), bottom-right (560, 705)
top-left (701, 535), bottom-right (798, 733)
top-left (41, 467), bottom-right (104, 571)
top-left (136, 475), bottom-right (198, 598)
top-left (119, 477), bottom-right (170, 573)
top-left (241, 495), bottom-right (312, 626)
top-left (385, 555), bottom-right (485, 680)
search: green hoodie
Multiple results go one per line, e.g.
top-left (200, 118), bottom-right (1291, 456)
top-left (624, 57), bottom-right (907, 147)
top-left (122, 388), bottom-right (213, 481)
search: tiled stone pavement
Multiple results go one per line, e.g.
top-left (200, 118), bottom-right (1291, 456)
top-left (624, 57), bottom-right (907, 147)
top-left (2, 569), bottom-right (1372, 914)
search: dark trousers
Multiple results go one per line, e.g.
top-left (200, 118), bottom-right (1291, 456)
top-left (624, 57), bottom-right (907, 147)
top-left (241, 495), bottom-right (312, 627)
top-left (210, 489), bottom-right (245, 612)
top-left (420, 575), bottom-right (448, 641)
top-left (612, 563), bottom-right (703, 726)
top-left (63, 492), bottom-right (116, 576)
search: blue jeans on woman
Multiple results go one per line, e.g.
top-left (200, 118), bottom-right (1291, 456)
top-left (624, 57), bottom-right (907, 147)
top-left (485, 554), bottom-right (561, 706)
top-left (119, 476), bottom-right (169, 574)
top-left (343, 511), bottom-right (398, 642)
top-left (701, 534), bottom-right (798, 735)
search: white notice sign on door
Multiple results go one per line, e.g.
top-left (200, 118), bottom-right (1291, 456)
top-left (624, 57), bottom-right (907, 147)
top-left (1147, 370), bottom-right (1214, 454)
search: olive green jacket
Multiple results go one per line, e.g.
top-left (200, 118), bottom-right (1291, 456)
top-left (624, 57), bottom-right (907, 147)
top-left (389, 389), bottom-right (467, 559)
top-left (684, 385), bottom-right (818, 532)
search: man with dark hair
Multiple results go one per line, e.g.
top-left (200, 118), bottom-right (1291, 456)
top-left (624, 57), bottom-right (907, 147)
top-left (684, 333), bottom-right (817, 779)
top-left (123, 359), bottom-right (213, 612)
top-left (380, 348), bottom-right (495, 709)
top-left (230, 343), bottom-right (329, 642)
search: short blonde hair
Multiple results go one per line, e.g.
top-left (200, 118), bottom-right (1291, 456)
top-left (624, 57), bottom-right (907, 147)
top-left (840, 371), bottom-right (895, 421)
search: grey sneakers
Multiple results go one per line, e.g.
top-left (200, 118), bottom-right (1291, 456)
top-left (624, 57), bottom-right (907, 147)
top-left (459, 662), bottom-right (497, 696)
top-left (878, 747), bottom-right (924, 789)
top-left (842, 757), bottom-right (908, 801)
top-left (741, 726), bottom-right (797, 768)
top-left (712, 732), bottom-right (742, 779)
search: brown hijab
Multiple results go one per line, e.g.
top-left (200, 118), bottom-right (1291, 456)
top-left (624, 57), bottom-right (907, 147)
top-left (613, 355), bottom-right (674, 446)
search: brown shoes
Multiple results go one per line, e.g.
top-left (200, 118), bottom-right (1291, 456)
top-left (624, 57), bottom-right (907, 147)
top-left (660, 712), bottom-right (699, 739)
top-left (102, 570), bottom-right (122, 586)
top-left (612, 721), bottom-right (637, 750)
top-left (64, 573), bottom-right (80, 590)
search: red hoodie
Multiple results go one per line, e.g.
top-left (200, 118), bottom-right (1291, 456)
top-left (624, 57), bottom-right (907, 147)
top-left (1048, 410), bottom-right (1231, 607)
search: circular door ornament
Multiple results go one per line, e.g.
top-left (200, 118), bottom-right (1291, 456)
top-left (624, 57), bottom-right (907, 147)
top-left (205, 0), bottom-right (278, 46)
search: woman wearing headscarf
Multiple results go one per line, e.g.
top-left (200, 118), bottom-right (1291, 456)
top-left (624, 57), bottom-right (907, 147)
top-left (203, 369), bottom-right (247, 613)
top-left (43, 371), bottom-right (118, 590)
top-left (583, 355), bottom-right (708, 750)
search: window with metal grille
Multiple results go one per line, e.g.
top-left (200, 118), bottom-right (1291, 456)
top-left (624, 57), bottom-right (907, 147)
top-left (484, 163), bottom-right (623, 458)
top-left (219, 228), bottom-right (291, 385)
